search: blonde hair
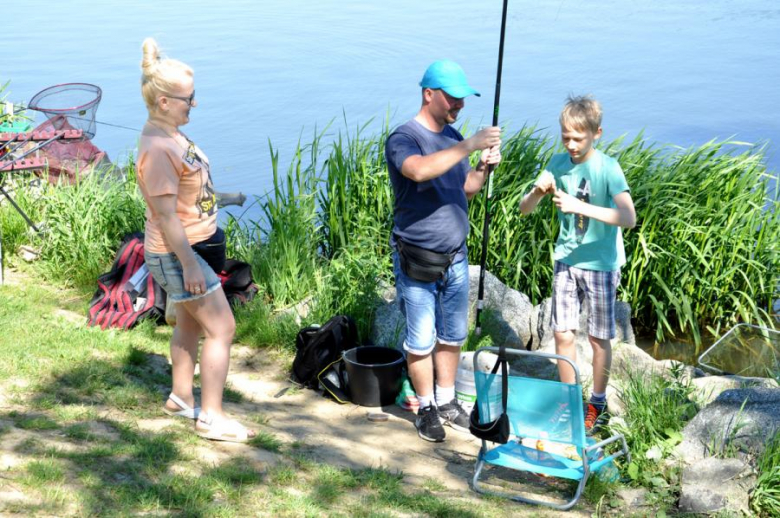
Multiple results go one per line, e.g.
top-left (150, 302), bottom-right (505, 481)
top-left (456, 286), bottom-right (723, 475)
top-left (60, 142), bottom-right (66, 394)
top-left (140, 38), bottom-right (193, 110)
top-left (559, 95), bottom-right (602, 134)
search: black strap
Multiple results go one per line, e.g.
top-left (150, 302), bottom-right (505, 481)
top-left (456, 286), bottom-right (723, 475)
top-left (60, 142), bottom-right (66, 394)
top-left (485, 344), bottom-right (508, 413)
top-left (498, 344), bottom-right (508, 413)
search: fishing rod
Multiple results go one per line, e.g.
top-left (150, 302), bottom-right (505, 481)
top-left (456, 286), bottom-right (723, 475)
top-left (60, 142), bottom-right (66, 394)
top-left (10, 105), bottom-right (140, 132)
top-left (475, 0), bottom-right (509, 336)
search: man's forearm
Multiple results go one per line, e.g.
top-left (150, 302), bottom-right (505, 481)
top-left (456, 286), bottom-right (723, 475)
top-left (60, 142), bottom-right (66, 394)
top-left (464, 162), bottom-right (488, 199)
top-left (402, 140), bottom-right (473, 182)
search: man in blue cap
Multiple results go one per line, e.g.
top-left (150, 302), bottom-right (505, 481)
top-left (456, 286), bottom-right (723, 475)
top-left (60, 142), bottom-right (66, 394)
top-left (385, 60), bottom-right (501, 442)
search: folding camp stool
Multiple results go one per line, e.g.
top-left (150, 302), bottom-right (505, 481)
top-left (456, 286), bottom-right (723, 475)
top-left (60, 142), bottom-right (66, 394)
top-left (471, 346), bottom-right (630, 511)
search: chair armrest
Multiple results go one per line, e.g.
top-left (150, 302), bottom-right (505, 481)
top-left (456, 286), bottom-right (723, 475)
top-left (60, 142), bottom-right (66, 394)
top-left (586, 434), bottom-right (623, 452)
top-left (586, 433), bottom-right (631, 464)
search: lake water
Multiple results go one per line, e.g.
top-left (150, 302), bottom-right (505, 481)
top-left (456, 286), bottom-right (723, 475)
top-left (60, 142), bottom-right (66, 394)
top-left (3, 1), bottom-right (779, 358)
top-left (4, 0), bottom-right (778, 223)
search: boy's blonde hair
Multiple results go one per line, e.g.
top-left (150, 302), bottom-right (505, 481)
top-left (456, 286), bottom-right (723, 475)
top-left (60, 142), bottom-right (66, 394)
top-left (140, 38), bottom-right (193, 111)
top-left (559, 95), bottom-right (602, 134)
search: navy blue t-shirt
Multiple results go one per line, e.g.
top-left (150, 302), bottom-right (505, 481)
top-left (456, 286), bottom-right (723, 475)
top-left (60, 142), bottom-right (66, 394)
top-left (385, 119), bottom-right (471, 261)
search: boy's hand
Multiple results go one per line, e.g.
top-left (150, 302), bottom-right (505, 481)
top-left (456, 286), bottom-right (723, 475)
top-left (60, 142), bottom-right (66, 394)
top-left (533, 170), bottom-right (556, 195)
top-left (552, 189), bottom-right (584, 214)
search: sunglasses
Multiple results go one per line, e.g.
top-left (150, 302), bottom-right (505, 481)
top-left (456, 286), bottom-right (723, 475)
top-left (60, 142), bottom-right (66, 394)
top-left (166, 90), bottom-right (195, 107)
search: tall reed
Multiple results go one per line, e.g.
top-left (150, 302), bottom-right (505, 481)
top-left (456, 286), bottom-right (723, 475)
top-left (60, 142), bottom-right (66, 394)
top-left (5, 111), bottom-right (772, 350)
top-left (618, 140), bottom-right (778, 344)
top-left (226, 135), bottom-right (323, 307)
top-left (38, 167), bottom-right (146, 288)
top-left (318, 116), bottom-right (394, 260)
top-left (230, 120), bottom-right (777, 346)
top-left (467, 125), bottom-right (558, 303)
top-left (467, 130), bottom-right (777, 346)
top-left (0, 179), bottom-right (41, 260)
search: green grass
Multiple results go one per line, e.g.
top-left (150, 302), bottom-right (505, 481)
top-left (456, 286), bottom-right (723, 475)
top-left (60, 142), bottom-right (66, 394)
top-left (467, 131), bottom-right (778, 347)
top-left (248, 430), bottom-right (284, 452)
top-left (3, 116), bottom-right (776, 349)
top-left (0, 268), bottom-right (524, 517)
top-left (38, 166), bottom-right (145, 289)
top-left (1, 108), bottom-right (776, 514)
top-left (751, 432), bottom-right (780, 517)
top-left (232, 296), bottom-right (300, 351)
top-left (607, 362), bottom-right (697, 505)
top-left (1, 165), bottom-right (145, 291)
top-left (229, 119), bottom-right (777, 350)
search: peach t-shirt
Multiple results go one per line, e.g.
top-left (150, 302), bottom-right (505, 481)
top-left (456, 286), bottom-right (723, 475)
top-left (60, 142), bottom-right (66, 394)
top-left (137, 127), bottom-right (217, 254)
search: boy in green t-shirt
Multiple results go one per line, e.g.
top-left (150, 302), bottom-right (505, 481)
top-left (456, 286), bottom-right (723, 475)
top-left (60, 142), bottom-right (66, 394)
top-left (520, 95), bottom-right (636, 433)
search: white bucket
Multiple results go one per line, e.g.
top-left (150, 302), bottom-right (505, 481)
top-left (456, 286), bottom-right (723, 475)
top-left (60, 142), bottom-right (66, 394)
top-left (455, 350), bottom-right (503, 415)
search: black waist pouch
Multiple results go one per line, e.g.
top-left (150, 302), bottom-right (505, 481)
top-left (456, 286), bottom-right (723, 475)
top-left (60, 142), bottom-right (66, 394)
top-left (397, 238), bottom-right (456, 283)
top-left (192, 227), bottom-right (226, 274)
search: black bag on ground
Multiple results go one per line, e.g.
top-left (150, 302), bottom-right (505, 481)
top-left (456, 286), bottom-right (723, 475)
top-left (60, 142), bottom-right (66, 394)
top-left (291, 315), bottom-right (359, 391)
top-left (218, 259), bottom-right (259, 307)
top-left (397, 238), bottom-right (456, 283)
top-left (192, 226), bottom-right (226, 274)
top-left (469, 344), bottom-right (511, 444)
top-left (316, 356), bottom-right (351, 404)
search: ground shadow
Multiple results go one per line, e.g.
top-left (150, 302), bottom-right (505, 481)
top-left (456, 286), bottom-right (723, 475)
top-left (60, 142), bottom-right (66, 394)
top-left (1, 350), bottom-right (269, 516)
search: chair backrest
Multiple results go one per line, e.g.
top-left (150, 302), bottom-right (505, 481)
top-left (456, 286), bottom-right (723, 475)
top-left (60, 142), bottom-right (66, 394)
top-left (473, 348), bottom-right (587, 448)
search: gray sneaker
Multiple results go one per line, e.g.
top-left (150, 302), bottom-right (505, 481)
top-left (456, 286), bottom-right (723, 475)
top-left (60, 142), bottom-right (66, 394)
top-left (415, 405), bottom-right (446, 442)
top-left (437, 399), bottom-right (470, 432)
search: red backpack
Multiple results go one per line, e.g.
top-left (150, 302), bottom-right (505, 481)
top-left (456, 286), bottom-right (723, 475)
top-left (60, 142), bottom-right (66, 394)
top-left (87, 233), bottom-right (166, 330)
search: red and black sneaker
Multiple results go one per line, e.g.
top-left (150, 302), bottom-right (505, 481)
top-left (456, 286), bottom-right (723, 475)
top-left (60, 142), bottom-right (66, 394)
top-left (584, 402), bottom-right (609, 435)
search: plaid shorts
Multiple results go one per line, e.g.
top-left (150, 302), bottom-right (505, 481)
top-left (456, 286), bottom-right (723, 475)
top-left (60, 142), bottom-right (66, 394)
top-left (551, 261), bottom-right (620, 340)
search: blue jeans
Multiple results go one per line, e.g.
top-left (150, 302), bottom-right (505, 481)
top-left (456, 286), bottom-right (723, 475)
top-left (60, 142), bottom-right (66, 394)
top-left (145, 250), bottom-right (222, 303)
top-left (393, 251), bottom-right (469, 355)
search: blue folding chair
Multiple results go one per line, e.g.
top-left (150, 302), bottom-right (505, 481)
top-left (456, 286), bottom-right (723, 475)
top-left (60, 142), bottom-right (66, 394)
top-left (471, 346), bottom-right (630, 511)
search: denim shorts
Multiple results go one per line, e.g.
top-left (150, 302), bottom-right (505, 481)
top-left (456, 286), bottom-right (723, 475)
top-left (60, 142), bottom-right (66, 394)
top-left (145, 250), bottom-right (222, 303)
top-left (393, 251), bottom-right (469, 355)
top-left (551, 261), bottom-right (620, 340)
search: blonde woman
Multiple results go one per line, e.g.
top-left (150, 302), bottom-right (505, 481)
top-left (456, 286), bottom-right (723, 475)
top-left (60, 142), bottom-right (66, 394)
top-left (138, 38), bottom-right (255, 442)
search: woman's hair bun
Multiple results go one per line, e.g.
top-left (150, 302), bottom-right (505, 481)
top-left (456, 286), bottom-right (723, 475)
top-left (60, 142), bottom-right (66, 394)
top-left (141, 37), bottom-right (160, 74)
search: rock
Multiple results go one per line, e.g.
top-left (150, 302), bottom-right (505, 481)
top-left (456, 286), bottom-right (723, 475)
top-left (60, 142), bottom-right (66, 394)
top-left (370, 266), bottom-right (536, 351)
top-left (616, 487), bottom-right (650, 509)
top-left (529, 297), bottom-right (637, 385)
top-left (466, 265), bottom-right (534, 349)
top-left (530, 297), bottom-right (635, 350)
top-left (18, 245), bottom-right (40, 262)
top-left (678, 457), bottom-right (754, 515)
top-left (611, 340), bottom-right (660, 380)
top-left (692, 375), bottom-right (778, 406)
top-left (534, 333), bottom-right (594, 382)
top-left (606, 384), bottom-right (626, 416)
top-left (369, 266), bottom-right (649, 397)
top-left (506, 349), bottom-right (559, 381)
top-left (676, 387), bottom-right (780, 463)
top-left (370, 286), bottom-right (405, 349)
top-left (657, 359), bottom-right (699, 384)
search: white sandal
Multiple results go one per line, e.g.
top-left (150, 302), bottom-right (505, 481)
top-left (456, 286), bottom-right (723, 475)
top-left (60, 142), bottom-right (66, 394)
top-left (162, 393), bottom-right (201, 420)
top-left (195, 411), bottom-right (256, 443)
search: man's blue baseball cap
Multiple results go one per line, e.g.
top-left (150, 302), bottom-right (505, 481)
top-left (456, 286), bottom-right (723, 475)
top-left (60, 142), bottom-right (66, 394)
top-left (419, 60), bottom-right (480, 99)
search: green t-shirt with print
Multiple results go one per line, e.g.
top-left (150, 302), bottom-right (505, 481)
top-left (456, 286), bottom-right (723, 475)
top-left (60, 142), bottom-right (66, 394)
top-left (546, 149), bottom-right (630, 271)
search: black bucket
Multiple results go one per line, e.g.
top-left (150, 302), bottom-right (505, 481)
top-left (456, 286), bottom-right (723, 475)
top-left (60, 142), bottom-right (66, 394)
top-left (343, 346), bottom-right (404, 407)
